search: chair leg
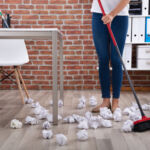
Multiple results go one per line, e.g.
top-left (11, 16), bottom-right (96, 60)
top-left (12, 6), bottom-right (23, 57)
top-left (14, 67), bottom-right (25, 104)
top-left (16, 67), bottom-right (30, 99)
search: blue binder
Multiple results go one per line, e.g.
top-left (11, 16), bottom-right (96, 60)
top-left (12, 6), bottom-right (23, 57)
top-left (145, 17), bottom-right (150, 42)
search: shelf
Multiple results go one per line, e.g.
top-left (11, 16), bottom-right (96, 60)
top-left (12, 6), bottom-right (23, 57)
top-left (129, 15), bottom-right (150, 17)
top-left (126, 68), bottom-right (150, 71)
top-left (96, 67), bottom-right (150, 71)
top-left (126, 42), bottom-right (150, 44)
top-left (112, 1), bottom-right (150, 71)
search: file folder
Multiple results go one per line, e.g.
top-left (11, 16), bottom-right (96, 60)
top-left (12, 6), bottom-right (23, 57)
top-left (145, 17), bottom-right (150, 42)
top-left (125, 17), bottom-right (132, 43)
top-left (132, 17), bottom-right (145, 43)
top-left (122, 44), bottom-right (132, 70)
top-left (149, 0), bottom-right (150, 15)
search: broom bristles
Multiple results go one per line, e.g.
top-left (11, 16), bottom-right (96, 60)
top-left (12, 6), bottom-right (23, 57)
top-left (133, 116), bottom-right (150, 132)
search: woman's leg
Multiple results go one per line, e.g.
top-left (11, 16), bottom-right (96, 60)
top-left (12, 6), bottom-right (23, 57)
top-left (91, 12), bottom-right (111, 112)
top-left (110, 15), bottom-right (129, 112)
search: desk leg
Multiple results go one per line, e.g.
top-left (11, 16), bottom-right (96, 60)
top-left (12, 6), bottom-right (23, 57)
top-left (52, 31), bottom-right (58, 125)
top-left (59, 37), bottom-right (64, 104)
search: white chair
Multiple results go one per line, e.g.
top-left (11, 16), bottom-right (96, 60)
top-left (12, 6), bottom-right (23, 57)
top-left (0, 39), bottom-right (30, 104)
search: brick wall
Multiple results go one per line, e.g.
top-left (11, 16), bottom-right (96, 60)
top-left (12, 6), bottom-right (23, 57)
top-left (0, 0), bottom-right (150, 91)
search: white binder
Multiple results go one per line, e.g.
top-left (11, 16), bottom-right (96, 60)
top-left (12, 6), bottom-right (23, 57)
top-left (132, 17), bottom-right (145, 43)
top-left (142, 0), bottom-right (149, 16)
top-left (125, 17), bottom-right (132, 43)
top-left (122, 44), bottom-right (132, 70)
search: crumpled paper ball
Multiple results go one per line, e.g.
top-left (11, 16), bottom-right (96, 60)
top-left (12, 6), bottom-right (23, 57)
top-left (42, 130), bottom-right (53, 139)
top-left (46, 113), bottom-right (62, 123)
top-left (88, 115), bottom-right (102, 129)
top-left (33, 106), bottom-right (45, 115)
top-left (58, 99), bottom-right (63, 107)
top-left (49, 99), bottom-right (63, 107)
top-left (25, 116), bottom-right (38, 125)
top-left (142, 104), bottom-right (150, 111)
top-left (123, 107), bottom-right (132, 116)
top-left (123, 102), bottom-right (140, 116)
top-left (101, 119), bottom-right (112, 128)
top-left (77, 102), bottom-right (86, 109)
top-left (130, 106), bottom-right (137, 112)
top-left (77, 120), bottom-right (89, 129)
top-left (85, 111), bottom-right (93, 120)
top-left (89, 96), bottom-right (97, 106)
top-left (56, 134), bottom-right (68, 146)
top-left (63, 115), bottom-right (75, 123)
top-left (100, 107), bottom-right (113, 119)
top-left (42, 121), bottom-right (51, 129)
top-left (72, 114), bottom-right (86, 123)
top-left (113, 108), bottom-right (122, 122)
top-left (87, 115), bottom-right (112, 128)
top-left (33, 105), bottom-right (49, 120)
top-left (36, 109), bottom-right (49, 120)
top-left (85, 112), bottom-right (102, 129)
top-left (90, 115), bottom-right (102, 121)
top-left (77, 130), bottom-right (88, 141)
top-left (24, 97), bottom-right (34, 104)
top-left (122, 120), bottom-right (133, 132)
top-left (77, 96), bottom-right (86, 109)
top-left (79, 96), bottom-right (86, 103)
top-left (131, 102), bottom-right (138, 109)
top-left (10, 119), bottom-right (22, 129)
top-left (129, 111), bottom-right (141, 121)
top-left (88, 119), bottom-right (100, 129)
top-left (31, 102), bottom-right (40, 108)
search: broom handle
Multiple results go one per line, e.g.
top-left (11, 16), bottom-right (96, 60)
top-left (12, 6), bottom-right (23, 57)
top-left (97, 0), bottom-right (145, 117)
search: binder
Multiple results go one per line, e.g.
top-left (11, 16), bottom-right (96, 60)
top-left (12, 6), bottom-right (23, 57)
top-left (122, 44), bottom-right (132, 70)
top-left (142, 0), bottom-right (149, 15)
top-left (129, 0), bottom-right (142, 15)
top-left (149, 0), bottom-right (150, 15)
top-left (145, 17), bottom-right (150, 42)
top-left (132, 17), bottom-right (145, 43)
top-left (125, 17), bottom-right (132, 43)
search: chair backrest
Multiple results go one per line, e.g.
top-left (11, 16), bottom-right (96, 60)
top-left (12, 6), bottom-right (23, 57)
top-left (0, 39), bottom-right (29, 66)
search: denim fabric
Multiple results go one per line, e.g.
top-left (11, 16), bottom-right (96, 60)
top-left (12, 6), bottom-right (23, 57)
top-left (92, 12), bottom-right (128, 98)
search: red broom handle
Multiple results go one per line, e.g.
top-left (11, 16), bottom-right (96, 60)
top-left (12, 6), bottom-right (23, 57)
top-left (97, 0), bottom-right (117, 46)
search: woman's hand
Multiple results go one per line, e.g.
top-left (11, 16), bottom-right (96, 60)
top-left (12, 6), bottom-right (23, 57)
top-left (101, 13), bottom-right (115, 24)
top-left (101, 0), bottom-right (130, 24)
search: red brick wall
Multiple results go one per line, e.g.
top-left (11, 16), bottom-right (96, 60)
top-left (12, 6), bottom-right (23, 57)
top-left (0, 0), bottom-right (150, 91)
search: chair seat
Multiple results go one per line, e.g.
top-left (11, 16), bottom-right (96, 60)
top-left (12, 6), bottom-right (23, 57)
top-left (0, 60), bottom-right (29, 66)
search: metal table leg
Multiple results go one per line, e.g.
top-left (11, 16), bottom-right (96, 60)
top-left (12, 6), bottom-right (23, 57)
top-left (52, 31), bottom-right (58, 125)
top-left (59, 36), bottom-right (64, 104)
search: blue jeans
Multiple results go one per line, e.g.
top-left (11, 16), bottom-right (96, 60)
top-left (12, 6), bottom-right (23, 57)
top-left (92, 12), bottom-right (128, 99)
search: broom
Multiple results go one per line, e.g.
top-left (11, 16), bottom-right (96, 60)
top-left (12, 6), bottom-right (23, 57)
top-left (98, 0), bottom-right (150, 132)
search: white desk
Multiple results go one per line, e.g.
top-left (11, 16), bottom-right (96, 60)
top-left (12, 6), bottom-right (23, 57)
top-left (0, 28), bottom-right (64, 125)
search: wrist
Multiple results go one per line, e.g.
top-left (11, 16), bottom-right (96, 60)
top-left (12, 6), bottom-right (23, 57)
top-left (109, 11), bottom-right (116, 18)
